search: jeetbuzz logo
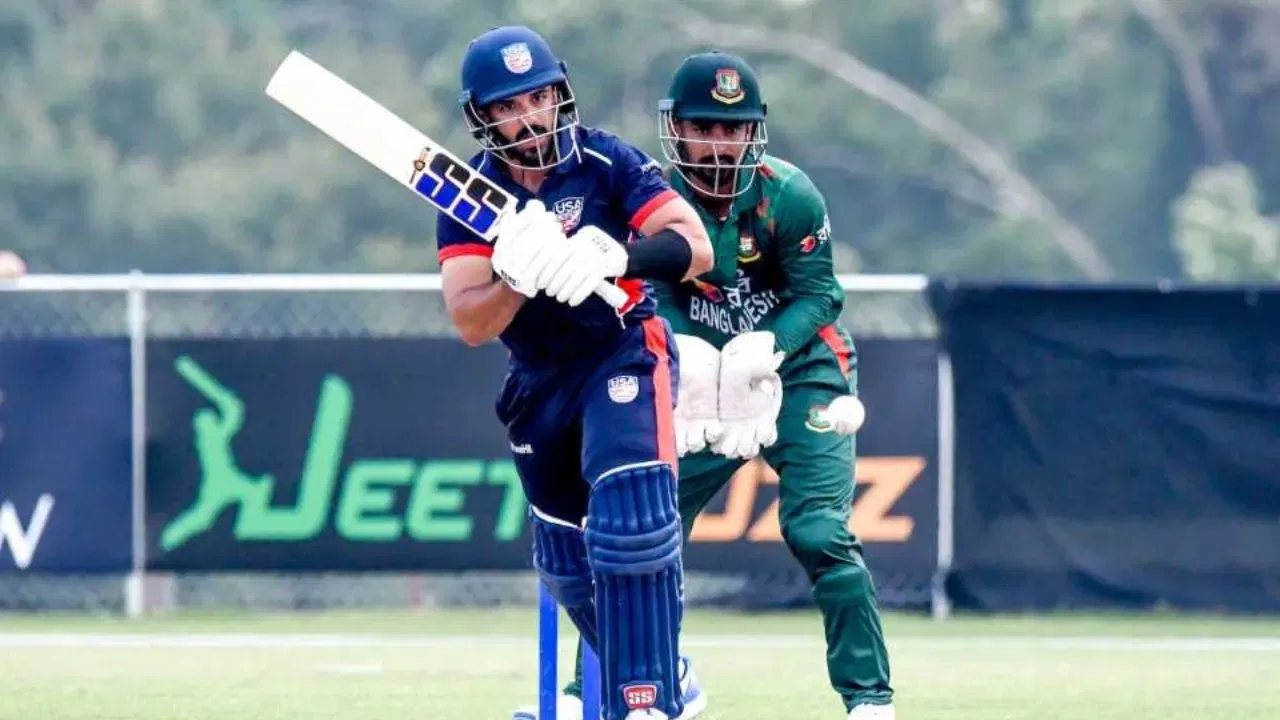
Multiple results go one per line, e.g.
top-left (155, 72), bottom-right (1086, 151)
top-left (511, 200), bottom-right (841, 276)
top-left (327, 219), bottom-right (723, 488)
top-left (159, 356), bottom-right (353, 552)
top-left (159, 356), bottom-right (529, 552)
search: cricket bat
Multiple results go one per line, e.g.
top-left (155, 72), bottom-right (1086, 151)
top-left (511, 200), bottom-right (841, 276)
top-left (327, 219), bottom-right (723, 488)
top-left (264, 50), bottom-right (629, 308)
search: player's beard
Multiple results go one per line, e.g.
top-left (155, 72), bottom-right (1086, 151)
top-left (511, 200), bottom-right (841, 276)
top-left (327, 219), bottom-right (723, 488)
top-left (690, 154), bottom-right (739, 194)
top-left (511, 124), bottom-right (553, 166)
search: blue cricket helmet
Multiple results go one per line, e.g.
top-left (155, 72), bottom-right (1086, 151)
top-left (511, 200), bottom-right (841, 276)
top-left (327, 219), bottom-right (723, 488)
top-left (459, 25), bottom-right (580, 170)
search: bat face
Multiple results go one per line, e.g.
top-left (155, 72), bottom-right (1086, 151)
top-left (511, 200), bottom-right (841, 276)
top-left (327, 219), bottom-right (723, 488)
top-left (264, 50), bottom-right (516, 242)
top-left (410, 147), bottom-right (513, 240)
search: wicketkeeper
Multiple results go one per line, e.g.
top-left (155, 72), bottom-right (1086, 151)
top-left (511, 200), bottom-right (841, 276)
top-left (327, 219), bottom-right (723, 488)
top-left (544, 50), bottom-right (896, 720)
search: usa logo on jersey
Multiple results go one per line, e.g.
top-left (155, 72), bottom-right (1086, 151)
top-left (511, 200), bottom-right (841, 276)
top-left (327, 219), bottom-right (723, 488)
top-left (553, 196), bottom-right (584, 233)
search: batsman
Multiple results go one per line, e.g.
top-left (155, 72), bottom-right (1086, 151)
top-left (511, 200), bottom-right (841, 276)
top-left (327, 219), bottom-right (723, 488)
top-left (544, 51), bottom-right (898, 720)
top-left (437, 25), bottom-right (718, 720)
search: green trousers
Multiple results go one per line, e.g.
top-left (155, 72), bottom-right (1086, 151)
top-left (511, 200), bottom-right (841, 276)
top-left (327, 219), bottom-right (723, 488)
top-left (567, 328), bottom-right (894, 711)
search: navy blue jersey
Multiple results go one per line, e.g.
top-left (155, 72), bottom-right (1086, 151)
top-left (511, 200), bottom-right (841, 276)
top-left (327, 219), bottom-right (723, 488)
top-left (436, 126), bottom-right (678, 369)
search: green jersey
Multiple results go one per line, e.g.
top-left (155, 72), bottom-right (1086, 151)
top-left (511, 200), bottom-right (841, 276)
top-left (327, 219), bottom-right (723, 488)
top-left (653, 155), bottom-right (845, 366)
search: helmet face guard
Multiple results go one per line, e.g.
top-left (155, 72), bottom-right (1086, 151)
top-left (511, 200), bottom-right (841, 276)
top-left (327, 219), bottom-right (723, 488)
top-left (659, 53), bottom-right (768, 199)
top-left (463, 80), bottom-right (580, 171)
top-left (659, 102), bottom-right (767, 199)
top-left (459, 26), bottom-right (581, 170)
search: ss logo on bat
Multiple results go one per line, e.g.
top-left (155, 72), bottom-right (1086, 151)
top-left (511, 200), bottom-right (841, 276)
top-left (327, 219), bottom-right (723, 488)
top-left (411, 149), bottom-right (510, 236)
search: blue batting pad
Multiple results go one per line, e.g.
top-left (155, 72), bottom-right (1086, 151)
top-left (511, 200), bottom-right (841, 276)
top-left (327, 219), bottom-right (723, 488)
top-left (532, 509), bottom-right (599, 652)
top-left (586, 462), bottom-right (684, 720)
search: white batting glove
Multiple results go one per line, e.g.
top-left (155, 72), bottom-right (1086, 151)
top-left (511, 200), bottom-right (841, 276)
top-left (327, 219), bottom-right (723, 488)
top-left (540, 225), bottom-right (628, 307)
top-left (490, 200), bottom-right (569, 298)
top-left (712, 331), bottom-right (786, 459)
top-left (672, 334), bottom-right (723, 456)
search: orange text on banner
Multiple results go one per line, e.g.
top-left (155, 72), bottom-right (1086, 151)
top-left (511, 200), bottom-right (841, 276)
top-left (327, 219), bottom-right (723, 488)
top-left (688, 456), bottom-right (926, 544)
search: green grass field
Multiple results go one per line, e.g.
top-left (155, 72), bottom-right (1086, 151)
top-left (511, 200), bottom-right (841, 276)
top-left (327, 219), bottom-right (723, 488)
top-left (1, 608), bottom-right (1278, 719)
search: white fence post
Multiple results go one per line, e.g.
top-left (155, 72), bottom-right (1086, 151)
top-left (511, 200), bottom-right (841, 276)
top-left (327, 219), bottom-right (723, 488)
top-left (124, 271), bottom-right (148, 618)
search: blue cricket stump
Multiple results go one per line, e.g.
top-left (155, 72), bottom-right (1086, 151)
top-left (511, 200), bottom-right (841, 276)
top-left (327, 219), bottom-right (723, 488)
top-left (538, 583), bottom-right (601, 720)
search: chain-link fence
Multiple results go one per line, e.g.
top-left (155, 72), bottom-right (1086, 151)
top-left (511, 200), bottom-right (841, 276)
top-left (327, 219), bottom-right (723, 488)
top-left (0, 275), bottom-right (938, 615)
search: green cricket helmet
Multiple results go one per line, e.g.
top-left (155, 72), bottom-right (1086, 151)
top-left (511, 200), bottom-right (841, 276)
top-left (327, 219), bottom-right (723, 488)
top-left (658, 50), bottom-right (768, 199)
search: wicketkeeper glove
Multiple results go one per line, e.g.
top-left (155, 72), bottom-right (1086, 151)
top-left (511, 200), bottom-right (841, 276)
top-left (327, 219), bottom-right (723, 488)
top-left (712, 331), bottom-right (785, 459)
top-left (672, 334), bottom-right (724, 456)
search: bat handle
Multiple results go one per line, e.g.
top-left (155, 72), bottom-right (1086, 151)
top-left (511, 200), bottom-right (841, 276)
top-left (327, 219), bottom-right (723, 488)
top-left (595, 281), bottom-right (632, 310)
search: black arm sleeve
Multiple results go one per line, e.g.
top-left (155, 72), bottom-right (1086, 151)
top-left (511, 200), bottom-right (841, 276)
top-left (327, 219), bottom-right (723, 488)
top-left (623, 228), bottom-right (693, 282)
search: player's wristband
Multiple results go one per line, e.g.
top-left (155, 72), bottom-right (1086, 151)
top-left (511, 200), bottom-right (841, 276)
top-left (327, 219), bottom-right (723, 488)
top-left (624, 228), bottom-right (693, 282)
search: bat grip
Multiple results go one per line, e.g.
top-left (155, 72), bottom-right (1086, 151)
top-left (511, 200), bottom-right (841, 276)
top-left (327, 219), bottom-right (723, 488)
top-left (594, 281), bottom-right (632, 309)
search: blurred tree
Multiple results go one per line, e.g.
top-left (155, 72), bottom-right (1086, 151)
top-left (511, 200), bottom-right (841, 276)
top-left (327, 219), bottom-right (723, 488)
top-left (0, 0), bottom-right (1277, 283)
top-left (1172, 162), bottom-right (1280, 280)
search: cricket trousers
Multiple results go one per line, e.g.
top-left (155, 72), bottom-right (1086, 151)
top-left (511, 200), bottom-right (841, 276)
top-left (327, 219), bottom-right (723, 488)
top-left (501, 316), bottom-right (690, 718)
top-left (568, 324), bottom-right (894, 712)
top-left (496, 317), bottom-right (680, 523)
